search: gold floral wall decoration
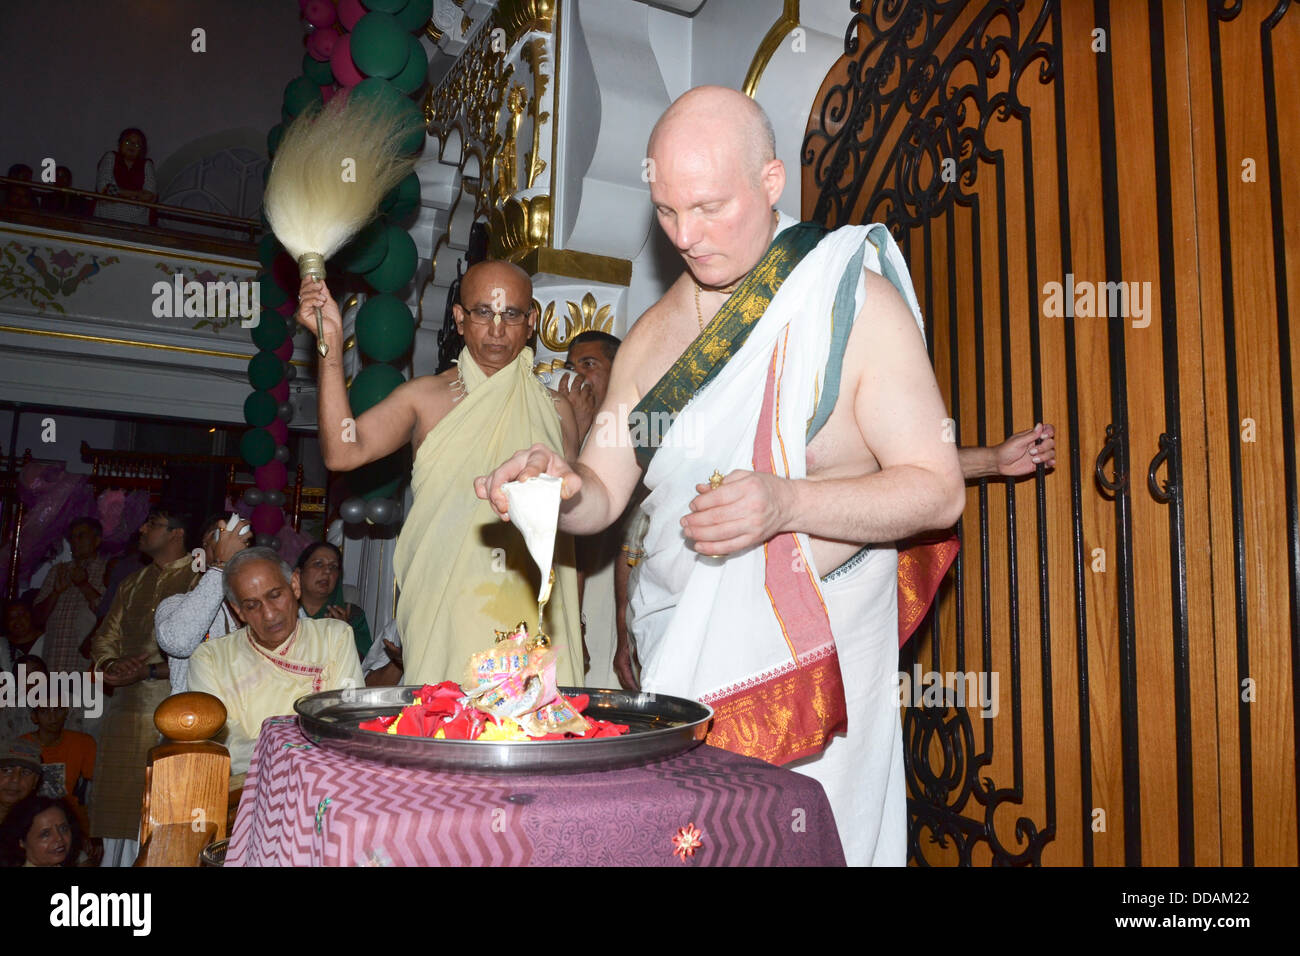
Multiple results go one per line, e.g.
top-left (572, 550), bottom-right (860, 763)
top-left (538, 292), bottom-right (614, 351)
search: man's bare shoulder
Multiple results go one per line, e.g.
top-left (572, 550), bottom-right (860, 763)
top-left (842, 268), bottom-right (925, 368)
top-left (400, 369), bottom-right (461, 448)
top-left (623, 275), bottom-right (691, 346)
top-left (618, 275), bottom-right (695, 392)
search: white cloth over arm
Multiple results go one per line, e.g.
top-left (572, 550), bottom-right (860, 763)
top-left (155, 568), bottom-right (239, 695)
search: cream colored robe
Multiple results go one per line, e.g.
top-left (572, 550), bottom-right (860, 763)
top-left (394, 347), bottom-right (582, 688)
top-left (188, 616), bottom-right (364, 775)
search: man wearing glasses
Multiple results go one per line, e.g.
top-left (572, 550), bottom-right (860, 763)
top-left (296, 261), bottom-right (582, 689)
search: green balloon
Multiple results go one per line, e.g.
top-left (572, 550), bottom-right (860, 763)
top-left (364, 227), bottom-right (417, 293)
top-left (250, 311), bottom-right (289, 351)
top-left (240, 427), bottom-right (276, 467)
top-left (349, 363), bottom-right (406, 415)
top-left (351, 78), bottom-right (423, 154)
top-left (267, 124), bottom-right (285, 158)
top-left (281, 106), bottom-right (294, 127)
top-left (258, 273), bottom-right (288, 309)
top-left (391, 34), bottom-right (428, 94)
top-left (389, 170), bottom-right (421, 219)
top-left (257, 234), bottom-right (281, 269)
top-left (396, 0), bottom-right (433, 33)
top-left (302, 51), bottom-right (334, 86)
top-left (356, 294), bottom-right (415, 362)
top-left (243, 390), bottom-right (278, 427)
top-left (381, 171), bottom-right (420, 213)
top-left (363, 0), bottom-right (407, 13)
top-left (248, 350), bottom-right (285, 390)
top-left (335, 219), bottom-right (390, 274)
top-left (351, 13), bottom-right (409, 79)
top-left (283, 75), bottom-right (321, 116)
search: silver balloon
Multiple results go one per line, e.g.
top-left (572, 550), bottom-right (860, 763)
top-left (273, 444), bottom-right (291, 463)
top-left (242, 488), bottom-right (265, 507)
top-left (276, 402), bottom-right (294, 422)
top-left (339, 497), bottom-right (367, 524)
top-left (265, 490), bottom-right (286, 508)
top-left (253, 533), bottom-right (279, 549)
top-left (365, 497), bottom-right (396, 525)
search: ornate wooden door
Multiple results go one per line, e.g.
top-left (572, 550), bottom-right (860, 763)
top-left (802, 0), bottom-right (1297, 866)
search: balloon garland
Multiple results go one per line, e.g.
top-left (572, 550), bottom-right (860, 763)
top-left (245, 0), bottom-right (431, 536)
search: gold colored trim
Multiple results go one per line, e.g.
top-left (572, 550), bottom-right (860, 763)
top-left (424, 21), bottom-right (444, 42)
top-left (742, 0), bottom-right (800, 98)
top-left (488, 194), bottom-right (551, 262)
top-left (518, 246), bottom-right (631, 287)
top-left (1, 226), bottom-right (256, 270)
top-left (0, 323), bottom-right (309, 366)
top-left (499, 0), bottom-right (555, 46)
top-left (548, 0), bottom-right (561, 247)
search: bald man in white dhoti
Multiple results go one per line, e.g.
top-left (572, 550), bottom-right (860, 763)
top-left (479, 87), bottom-right (965, 866)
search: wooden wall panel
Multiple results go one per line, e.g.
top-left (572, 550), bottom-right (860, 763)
top-left (801, 0), bottom-right (1296, 866)
top-left (1186, 0), bottom-right (1299, 867)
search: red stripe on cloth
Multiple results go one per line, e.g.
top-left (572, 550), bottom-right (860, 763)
top-left (703, 341), bottom-right (849, 765)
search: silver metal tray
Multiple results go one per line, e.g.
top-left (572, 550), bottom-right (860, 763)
top-left (294, 685), bottom-right (712, 774)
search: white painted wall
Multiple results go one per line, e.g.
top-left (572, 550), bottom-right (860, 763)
top-left (0, 0), bottom-right (300, 197)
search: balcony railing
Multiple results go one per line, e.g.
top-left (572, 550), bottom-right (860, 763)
top-left (0, 177), bottom-right (259, 259)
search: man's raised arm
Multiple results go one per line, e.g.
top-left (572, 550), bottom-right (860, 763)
top-left (296, 278), bottom-right (419, 471)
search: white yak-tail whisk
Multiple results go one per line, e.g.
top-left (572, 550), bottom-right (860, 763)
top-left (264, 92), bottom-right (421, 356)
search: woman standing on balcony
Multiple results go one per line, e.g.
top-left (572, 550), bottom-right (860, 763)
top-left (94, 128), bottom-right (156, 225)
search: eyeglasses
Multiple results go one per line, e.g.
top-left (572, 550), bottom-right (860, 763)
top-left (462, 305), bottom-right (529, 326)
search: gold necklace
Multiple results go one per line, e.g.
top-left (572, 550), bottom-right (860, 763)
top-left (693, 279), bottom-right (741, 331)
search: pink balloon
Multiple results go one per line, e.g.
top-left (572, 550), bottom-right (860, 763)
top-left (255, 461), bottom-right (288, 491)
top-left (270, 380), bottom-right (291, 402)
top-left (251, 504), bottom-right (286, 535)
top-left (267, 418), bottom-right (289, 445)
top-left (274, 339), bottom-right (294, 361)
top-left (276, 299), bottom-right (297, 318)
top-left (331, 33), bottom-right (365, 88)
top-left (321, 84), bottom-right (337, 103)
top-left (306, 26), bottom-right (338, 61)
top-left (338, 0), bottom-right (366, 30)
top-left (304, 0), bottom-right (336, 29)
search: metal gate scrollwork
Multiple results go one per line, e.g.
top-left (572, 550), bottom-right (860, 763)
top-left (804, 0), bottom-right (1060, 865)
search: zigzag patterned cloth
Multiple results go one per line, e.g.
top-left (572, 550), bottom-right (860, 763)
top-left (226, 718), bottom-right (845, 867)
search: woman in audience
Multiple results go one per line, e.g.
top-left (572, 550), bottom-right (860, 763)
top-left (0, 795), bottom-right (81, 867)
top-left (296, 542), bottom-right (371, 660)
top-left (95, 127), bottom-right (157, 224)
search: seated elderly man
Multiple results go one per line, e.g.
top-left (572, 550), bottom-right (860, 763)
top-left (188, 547), bottom-right (363, 776)
top-left (296, 260), bottom-right (582, 688)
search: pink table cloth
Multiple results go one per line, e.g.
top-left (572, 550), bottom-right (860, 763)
top-left (226, 716), bottom-right (845, 866)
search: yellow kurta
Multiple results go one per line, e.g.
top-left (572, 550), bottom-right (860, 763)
top-left (188, 616), bottom-right (364, 775)
top-left (394, 347), bottom-right (582, 688)
top-left (88, 554), bottom-right (199, 839)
